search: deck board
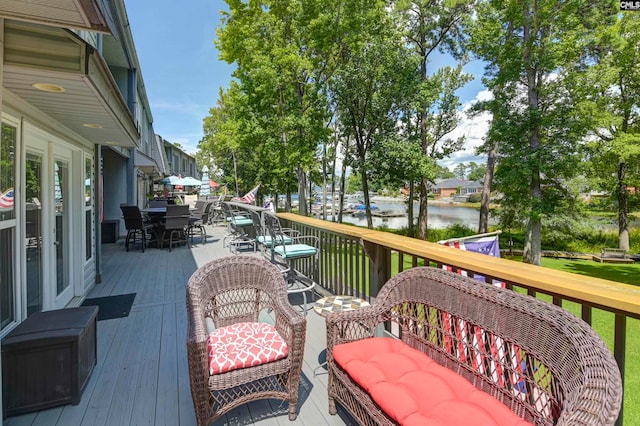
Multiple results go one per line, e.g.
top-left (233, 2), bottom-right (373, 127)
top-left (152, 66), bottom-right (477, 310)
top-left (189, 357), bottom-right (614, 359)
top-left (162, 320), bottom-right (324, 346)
top-left (3, 224), bottom-right (353, 426)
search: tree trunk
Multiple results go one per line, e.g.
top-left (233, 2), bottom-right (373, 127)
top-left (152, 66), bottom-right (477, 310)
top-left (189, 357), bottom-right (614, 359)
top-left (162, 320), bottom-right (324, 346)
top-left (617, 161), bottom-right (630, 250)
top-left (522, 1), bottom-right (542, 265)
top-left (361, 171), bottom-right (373, 229)
top-left (407, 181), bottom-right (415, 237)
top-left (478, 144), bottom-right (497, 233)
top-left (417, 39), bottom-right (429, 241)
top-left (418, 178), bottom-right (429, 240)
top-left (523, 213), bottom-right (542, 265)
top-left (297, 166), bottom-right (308, 216)
top-left (337, 136), bottom-right (350, 223)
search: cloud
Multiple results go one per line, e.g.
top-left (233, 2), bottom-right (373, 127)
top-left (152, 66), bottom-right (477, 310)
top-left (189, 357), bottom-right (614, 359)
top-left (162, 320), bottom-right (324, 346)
top-left (438, 90), bottom-right (493, 170)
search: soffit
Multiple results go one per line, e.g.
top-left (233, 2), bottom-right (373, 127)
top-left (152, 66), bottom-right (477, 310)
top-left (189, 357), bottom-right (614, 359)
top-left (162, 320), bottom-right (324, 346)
top-left (134, 150), bottom-right (160, 175)
top-left (0, 0), bottom-right (109, 33)
top-left (2, 21), bottom-right (139, 148)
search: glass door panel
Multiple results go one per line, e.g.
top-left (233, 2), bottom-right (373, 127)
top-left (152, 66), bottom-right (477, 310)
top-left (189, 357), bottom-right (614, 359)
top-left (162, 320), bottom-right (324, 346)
top-left (54, 160), bottom-right (69, 297)
top-left (26, 153), bottom-right (43, 316)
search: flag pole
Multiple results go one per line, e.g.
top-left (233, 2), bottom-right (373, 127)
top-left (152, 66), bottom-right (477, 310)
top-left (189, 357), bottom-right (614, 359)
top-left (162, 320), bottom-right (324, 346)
top-left (438, 230), bottom-right (502, 245)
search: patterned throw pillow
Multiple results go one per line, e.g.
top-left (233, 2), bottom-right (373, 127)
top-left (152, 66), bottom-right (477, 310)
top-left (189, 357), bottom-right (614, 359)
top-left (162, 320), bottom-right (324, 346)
top-left (207, 322), bottom-right (288, 375)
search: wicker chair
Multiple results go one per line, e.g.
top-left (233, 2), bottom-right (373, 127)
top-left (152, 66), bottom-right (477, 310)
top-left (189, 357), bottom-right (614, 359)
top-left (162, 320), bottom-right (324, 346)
top-left (186, 256), bottom-right (307, 425)
top-left (326, 267), bottom-right (623, 426)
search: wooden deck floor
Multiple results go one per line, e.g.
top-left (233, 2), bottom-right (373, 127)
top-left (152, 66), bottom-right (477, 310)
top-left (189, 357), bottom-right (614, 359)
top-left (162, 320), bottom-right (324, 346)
top-left (4, 225), bottom-right (356, 426)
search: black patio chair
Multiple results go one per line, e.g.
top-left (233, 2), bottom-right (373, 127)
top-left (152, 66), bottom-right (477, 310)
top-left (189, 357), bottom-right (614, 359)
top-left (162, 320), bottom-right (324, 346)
top-left (162, 204), bottom-right (190, 251)
top-left (120, 205), bottom-right (153, 252)
top-left (188, 202), bottom-right (212, 244)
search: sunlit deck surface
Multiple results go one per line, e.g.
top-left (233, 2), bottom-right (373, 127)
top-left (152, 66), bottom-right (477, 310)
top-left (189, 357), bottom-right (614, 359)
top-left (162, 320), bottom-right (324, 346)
top-left (4, 224), bottom-right (356, 426)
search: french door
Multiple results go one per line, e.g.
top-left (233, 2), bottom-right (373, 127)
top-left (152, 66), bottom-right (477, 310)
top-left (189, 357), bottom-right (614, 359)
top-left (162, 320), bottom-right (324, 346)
top-left (25, 128), bottom-right (75, 311)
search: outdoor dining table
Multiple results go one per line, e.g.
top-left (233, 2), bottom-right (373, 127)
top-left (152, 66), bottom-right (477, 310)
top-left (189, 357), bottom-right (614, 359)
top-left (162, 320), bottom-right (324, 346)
top-left (141, 207), bottom-right (196, 248)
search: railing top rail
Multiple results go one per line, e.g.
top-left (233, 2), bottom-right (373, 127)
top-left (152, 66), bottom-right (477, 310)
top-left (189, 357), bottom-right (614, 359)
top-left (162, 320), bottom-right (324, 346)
top-left (279, 212), bottom-right (640, 318)
top-left (278, 212), bottom-right (373, 238)
top-left (227, 201), bottom-right (268, 212)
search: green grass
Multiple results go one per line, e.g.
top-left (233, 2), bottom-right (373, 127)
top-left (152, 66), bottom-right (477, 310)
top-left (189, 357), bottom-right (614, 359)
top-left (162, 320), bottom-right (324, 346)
top-left (541, 257), bottom-right (640, 286)
top-left (537, 257), bottom-right (639, 424)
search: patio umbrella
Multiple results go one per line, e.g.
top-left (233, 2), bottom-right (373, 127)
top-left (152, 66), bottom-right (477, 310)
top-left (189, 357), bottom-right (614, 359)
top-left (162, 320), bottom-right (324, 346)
top-left (173, 176), bottom-right (202, 186)
top-left (209, 180), bottom-right (219, 189)
top-left (200, 166), bottom-right (210, 198)
top-left (161, 175), bottom-right (181, 185)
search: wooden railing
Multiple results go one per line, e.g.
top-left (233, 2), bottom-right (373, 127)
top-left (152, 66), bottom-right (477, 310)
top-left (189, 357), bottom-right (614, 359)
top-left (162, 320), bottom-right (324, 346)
top-left (275, 212), bottom-right (640, 426)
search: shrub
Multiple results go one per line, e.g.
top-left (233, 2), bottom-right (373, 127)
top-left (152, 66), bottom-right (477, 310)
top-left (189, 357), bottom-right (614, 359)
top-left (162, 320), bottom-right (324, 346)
top-left (467, 193), bottom-right (482, 203)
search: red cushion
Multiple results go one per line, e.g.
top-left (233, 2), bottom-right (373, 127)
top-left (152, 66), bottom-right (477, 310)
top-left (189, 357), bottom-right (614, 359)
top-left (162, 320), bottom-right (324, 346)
top-left (207, 322), bottom-right (288, 375)
top-left (333, 337), bottom-right (533, 426)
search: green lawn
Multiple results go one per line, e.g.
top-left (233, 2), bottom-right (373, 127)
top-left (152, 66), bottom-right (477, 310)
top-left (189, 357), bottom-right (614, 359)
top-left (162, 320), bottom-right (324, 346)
top-left (538, 257), bottom-right (639, 424)
top-left (541, 257), bottom-right (640, 286)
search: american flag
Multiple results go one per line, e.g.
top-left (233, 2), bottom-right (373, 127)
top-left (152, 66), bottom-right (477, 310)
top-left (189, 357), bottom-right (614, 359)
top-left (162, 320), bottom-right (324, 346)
top-left (0, 188), bottom-right (14, 208)
top-left (439, 235), bottom-right (503, 285)
top-left (240, 185), bottom-right (260, 204)
top-left (437, 233), bottom-right (525, 393)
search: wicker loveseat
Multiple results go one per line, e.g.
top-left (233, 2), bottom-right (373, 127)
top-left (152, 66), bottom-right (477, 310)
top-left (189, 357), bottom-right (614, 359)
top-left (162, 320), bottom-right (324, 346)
top-left (186, 256), bottom-right (307, 425)
top-left (326, 267), bottom-right (622, 426)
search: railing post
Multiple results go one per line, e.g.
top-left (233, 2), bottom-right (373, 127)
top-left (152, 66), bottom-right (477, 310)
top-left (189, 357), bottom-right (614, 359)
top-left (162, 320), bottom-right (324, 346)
top-left (615, 313), bottom-right (626, 426)
top-left (363, 241), bottom-right (390, 299)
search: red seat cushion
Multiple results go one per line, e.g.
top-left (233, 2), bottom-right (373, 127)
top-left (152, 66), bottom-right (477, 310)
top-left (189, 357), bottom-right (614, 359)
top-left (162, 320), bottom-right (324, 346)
top-left (207, 322), bottom-right (288, 375)
top-left (333, 337), bottom-right (532, 426)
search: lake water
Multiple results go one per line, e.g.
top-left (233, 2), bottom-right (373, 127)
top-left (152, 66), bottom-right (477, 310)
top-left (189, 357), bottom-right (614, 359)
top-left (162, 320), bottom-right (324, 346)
top-left (323, 200), bottom-right (488, 230)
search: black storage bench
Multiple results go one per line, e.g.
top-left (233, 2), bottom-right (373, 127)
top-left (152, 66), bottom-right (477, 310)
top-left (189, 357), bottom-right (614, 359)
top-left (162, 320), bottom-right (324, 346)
top-left (2, 306), bottom-right (98, 418)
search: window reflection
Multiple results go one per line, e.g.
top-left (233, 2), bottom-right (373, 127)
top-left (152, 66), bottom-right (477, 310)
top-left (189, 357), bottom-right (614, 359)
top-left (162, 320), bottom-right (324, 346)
top-left (0, 124), bottom-right (16, 220)
top-left (26, 153), bottom-right (43, 316)
top-left (0, 123), bottom-right (16, 328)
top-left (85, 157), bottom-right (93, 261)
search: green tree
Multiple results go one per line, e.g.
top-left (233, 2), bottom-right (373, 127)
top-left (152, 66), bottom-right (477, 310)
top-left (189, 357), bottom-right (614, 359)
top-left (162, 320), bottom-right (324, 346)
top-left (453, 163), bottom-right (468, 179)
top-left (215, 0), bottom-right (332, 213)
top-left (330, 0), bottom-right (416, 229)
top-left (467, 162), bottom-right (486, 181)
top-left (580, 13), bottom-right (640, 251)
top-left (435, 164), bottom-right (455, 179)
top-left (396, 0), bottom-right (474, 240)
top-left (469, 0), bottom-right (611, 265)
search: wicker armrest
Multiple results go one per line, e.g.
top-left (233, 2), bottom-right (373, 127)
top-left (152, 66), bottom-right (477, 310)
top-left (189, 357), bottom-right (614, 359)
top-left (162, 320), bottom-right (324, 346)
top-left (186, 301), bottom-right (212, 401)
top-left (325, 305), bottom-right (384, 350)
top-left (270, 291), bottom-right (307, 352)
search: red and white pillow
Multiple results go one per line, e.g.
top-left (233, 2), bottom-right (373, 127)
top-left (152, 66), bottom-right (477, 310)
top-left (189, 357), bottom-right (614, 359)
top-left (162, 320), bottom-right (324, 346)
top-left (207, 322), bottom-right (288, 375)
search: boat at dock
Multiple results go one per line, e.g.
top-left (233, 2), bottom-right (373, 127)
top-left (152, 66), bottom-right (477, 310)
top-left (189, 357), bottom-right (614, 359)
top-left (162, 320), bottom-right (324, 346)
top-left (371, 210), bottom-right (406, 218)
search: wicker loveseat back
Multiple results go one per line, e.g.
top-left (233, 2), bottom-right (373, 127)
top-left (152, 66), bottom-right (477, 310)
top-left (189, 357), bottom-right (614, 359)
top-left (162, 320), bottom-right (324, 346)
top-left (326, 267), bottom-right (622, 426)
top-left (186, 256), bottom-right (307, 425)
